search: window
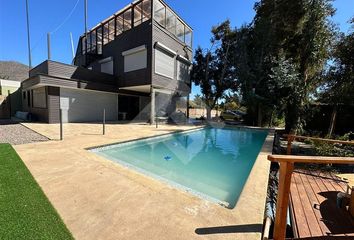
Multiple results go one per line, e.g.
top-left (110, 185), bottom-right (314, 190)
top-left (91, 31), bottom-right (97, 53)
top-left (23, 91), bottom-right (26, 99)
top-left (101, 60), bottom-right (114, 75)
top-left (177, 60), bottom-right (191, 83)
top-left (123, 9), bottom-right (132, 31)
top-left (108, 19), bottom-right (115, 41)
top-left (27, 91), bottom-right (30, 107)
top-left (166, 8), bottom-right (176, 35)
top-left (81, 37), bottom-right (86, 54)
top-left (155, 48), bottom-right (175, 79)
top-left (116, 15), bottom-right (123, 36)
top-left (176, 19), bottom-right (185, 43)
top-left (154, 0), bottom-right (165, 27)
top-left (97, 27), bottom-right (103, 54)
top-left (87, 33), bottom-right (92, 52)
top-left (142, 0), bottom-right (151, 22)
top-left (123, 46), bottom-right (147, 72)
top-left (134, 2), bottom-right (143, 26)
top-left (103, 23), bottom-right (109, 45)
top-left (32, 87), bottom-right (47, 108)
top-left (185, 27), bottom-right (192, 47)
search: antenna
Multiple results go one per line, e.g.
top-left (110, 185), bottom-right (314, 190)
top-left (25, 0), bottom-right (32, 72)
top-left (70, 32), bottom-right (75, 59)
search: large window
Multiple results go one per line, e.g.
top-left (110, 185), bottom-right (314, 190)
top-left (32, 87), bottom-right (47, 108)
top-left (123, 9), bottom-right (132, 31)
top-left (123, 46), bottom-right (147, 72)
top-left (154, 0), bottom-right (165, 27)
top-left (79, 0), bottom-right (154, 55)
top-left (166, 8), bottom-right (176, 35)
top-left (134, 0), bottom-right (151, 27)
top-left (153, 0), bottom-right (192, 48)
top-left (116, 15), bottom-right (123, 36)
top-left (176, 19), bottom-right (185, 43)
top-left (155, 48), bottom-right (175, 79)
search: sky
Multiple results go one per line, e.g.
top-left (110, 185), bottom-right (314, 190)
top-left (0, 0), bottom-right (352, 98)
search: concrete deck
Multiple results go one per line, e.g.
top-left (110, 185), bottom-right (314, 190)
top-left (14, 122), bottom-right (273, 240)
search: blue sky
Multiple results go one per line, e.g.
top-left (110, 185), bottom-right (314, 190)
top-left (0, 0), bottom-right (352, 97)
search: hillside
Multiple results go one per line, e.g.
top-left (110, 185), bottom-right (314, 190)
top-left (0, 61), bottom-right (29, 82)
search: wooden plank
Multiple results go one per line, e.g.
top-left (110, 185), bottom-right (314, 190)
top-left (273, 161), bottom-right (294, 240)
top-left (283, 134), bottom-right (354, 146)
top-left (294, 172), bottom-right (324, 236)
top-left (290, 173), bottom-right (311, 237)
top-left (315, 174), bottom-right (354, 234)
top-left (268, 155), bottom-right (354, 164)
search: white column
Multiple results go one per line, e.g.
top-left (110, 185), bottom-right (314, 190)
top-left (150, 87), bottom-right (155, 124)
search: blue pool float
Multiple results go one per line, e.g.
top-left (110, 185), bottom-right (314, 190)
top-left (164, 156), bottom-right (172, 161)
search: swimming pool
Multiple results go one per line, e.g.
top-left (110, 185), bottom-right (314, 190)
top-left (91, 127), bottom-right (268, 208)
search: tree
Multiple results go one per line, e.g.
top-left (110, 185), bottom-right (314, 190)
top-left (233, 0), bottom-right (336, 132)
top-left (318, 18), bottom-right (354, 136)
top-left (191, 20), bottom-right (237, 120)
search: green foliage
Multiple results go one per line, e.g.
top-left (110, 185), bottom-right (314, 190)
top-left (232, 0), bottom-right (336, 132)
top-left (318, 19), bottom-right (354, 106)
top-left (0, 144), bottom-right (74, 240)
top-left (191, 20), bottom-right (237, 119)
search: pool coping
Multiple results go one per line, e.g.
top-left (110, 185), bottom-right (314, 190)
top-left (231, 128), bottom-right (275, 239)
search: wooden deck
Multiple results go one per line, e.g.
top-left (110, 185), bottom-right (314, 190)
top-left (289, 169), bottom-right (354, 238)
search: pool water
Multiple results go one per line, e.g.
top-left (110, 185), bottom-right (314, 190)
top-left (93, 127), bottom-right (268, 208)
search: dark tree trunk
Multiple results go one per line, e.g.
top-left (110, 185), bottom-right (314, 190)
top-left (328, 105), bottom-right (337, 137)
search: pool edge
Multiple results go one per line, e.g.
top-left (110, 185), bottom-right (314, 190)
top-left (231, 129), bottom-right (275, 239)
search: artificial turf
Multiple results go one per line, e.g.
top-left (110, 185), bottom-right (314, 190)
top-left (0, 144), bottom-right (74, 240)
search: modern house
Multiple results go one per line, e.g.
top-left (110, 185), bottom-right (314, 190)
top-left (21, 0), bottom-right (193, 123)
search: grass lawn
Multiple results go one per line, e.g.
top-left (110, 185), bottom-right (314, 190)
top-left (0, 144), bottom-right (74, 240)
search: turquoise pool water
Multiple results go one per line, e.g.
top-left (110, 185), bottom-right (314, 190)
top-left (93, 127), bottom-right (268, 208)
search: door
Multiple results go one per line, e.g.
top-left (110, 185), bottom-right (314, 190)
top-left (60, 88), bottom-right (118, 123)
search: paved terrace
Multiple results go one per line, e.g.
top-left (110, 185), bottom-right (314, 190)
top-left (14, 123), bottom-right (273, 240)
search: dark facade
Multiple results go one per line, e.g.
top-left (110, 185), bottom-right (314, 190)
top-left (21, 0), bottom-right (193, 123)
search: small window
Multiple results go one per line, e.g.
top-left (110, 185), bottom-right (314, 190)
top-left (155, 48), bottom-right (174, 79)
top-left (101, 60), bottom-right (114, 75)
top-left (154, 0), bottom-right (165, 27)
top-left (123, 46), bottom-right (147, 73)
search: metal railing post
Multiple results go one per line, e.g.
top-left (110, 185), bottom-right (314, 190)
top-left (60, 109), bottom-right (63, 140)
top-left (103, 108), bottom-right (106, 135)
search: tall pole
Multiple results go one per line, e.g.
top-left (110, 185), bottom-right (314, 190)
top-left (84, 0), bottom-right (88, 65)
top-left (47, 33), bottom-right (51, 60)
top-left (25, 0), bottom-right (32, 73)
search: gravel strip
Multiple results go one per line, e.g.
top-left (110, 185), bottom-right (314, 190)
top-left (0, 120), bottom-right (49, 145)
